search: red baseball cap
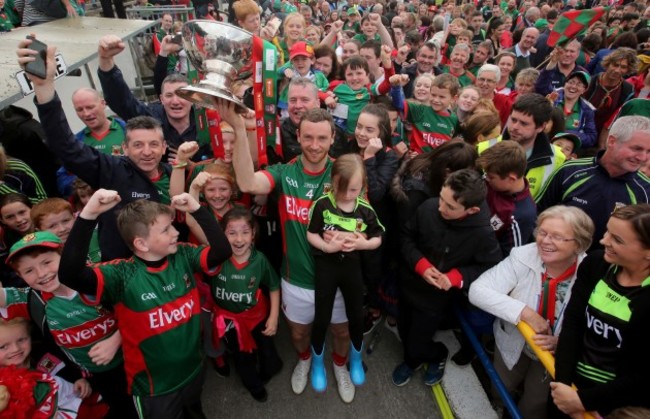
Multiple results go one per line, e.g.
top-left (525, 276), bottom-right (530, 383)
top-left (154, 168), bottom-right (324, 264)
top-left (289, 41), bottom-right (314, 60)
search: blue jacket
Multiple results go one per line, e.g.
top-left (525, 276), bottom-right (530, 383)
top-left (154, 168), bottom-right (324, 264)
top-left (552, 88), bottom-right (598, 148)
top-left (535, 64), bottom-right (588, 96)
top-left (585, 49), bottom-right (611, 76)
top-left (36, 94), bottom-right (172, 261)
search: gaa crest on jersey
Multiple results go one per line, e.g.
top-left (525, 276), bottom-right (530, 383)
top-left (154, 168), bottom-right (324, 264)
top-left (248, 276), bottom-right (256, 289)
top-left (323, 183), bottom-right (332, 194)
top-left (184, 273), bottom-right (191, 289)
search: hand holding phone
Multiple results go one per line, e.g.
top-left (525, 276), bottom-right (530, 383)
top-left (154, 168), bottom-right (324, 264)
top-left (25, 35), bottom-right (48, 79)
top-left (171, 33), bottom-right (183, 45)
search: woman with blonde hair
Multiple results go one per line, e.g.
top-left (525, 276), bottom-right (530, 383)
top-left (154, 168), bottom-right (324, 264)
top-left (273, 12), bottom-right (307, 65)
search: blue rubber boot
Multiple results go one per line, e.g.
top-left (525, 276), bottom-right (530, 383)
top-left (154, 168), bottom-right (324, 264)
top-left (310, 346), bottom-right (327, 392)
top-left (349, 343), bottom-right (365, 386)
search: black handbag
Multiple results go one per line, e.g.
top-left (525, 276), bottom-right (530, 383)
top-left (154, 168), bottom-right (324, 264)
top-left (31, 0), bottom-right (67, 18)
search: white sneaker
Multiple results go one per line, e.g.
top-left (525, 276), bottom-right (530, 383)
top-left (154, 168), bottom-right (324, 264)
top-left (333, 363), bottom-right (355, 403)
top-left (291, 357), bottom-right (311, 394)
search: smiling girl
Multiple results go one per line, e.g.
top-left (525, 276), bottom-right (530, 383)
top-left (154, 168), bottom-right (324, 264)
top-left (347, 104), bottom-right (399, 334)
top-left (307, 154), bottom-right (384, 394)
top-left (0, 193), bottom-right (35, 252)
top-left (273, 13), bottom-right (306, 66)
top-left (208, 206), bottom-right (282, 402)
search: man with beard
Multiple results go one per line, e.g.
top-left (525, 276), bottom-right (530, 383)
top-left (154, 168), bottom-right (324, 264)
top-left (223, 100), bottom-right (358, 403)
top-left (479, 93), bottom-right (565, 199)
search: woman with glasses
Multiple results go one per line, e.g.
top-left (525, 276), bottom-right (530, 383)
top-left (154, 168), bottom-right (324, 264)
top-left (469, 205), bottom-right (595, 419)
top-left (550, 205), bottom-right (650, 417)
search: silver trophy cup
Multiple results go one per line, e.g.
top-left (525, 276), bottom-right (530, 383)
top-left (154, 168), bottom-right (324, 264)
top-left (177, 20), bottom-right (254, 112)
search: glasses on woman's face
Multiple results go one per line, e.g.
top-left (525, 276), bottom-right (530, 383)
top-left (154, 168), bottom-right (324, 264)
top-left (536, 229), bottom-right (576, 244)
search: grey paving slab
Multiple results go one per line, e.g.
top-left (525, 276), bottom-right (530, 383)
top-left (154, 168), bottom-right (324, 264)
top-left (202, 319), bottom-right (442, 419)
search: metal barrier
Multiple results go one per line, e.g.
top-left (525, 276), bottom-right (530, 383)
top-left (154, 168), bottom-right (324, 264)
top-left (126, 5), bottom-right (194, 24)
top-left (454, 306), bottom-right (523, 419)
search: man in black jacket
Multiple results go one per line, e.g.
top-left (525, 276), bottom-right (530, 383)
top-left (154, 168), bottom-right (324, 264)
top-left (17, 37), bottom-right (177, 261)
top-left (96, 34), bottom-right (213, 162)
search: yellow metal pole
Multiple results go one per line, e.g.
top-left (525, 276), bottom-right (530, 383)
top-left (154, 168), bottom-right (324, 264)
top-left (517, 321), bottom-right (597, 419)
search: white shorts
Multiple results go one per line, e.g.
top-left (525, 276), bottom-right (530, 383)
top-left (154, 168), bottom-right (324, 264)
top-left (281, 279), bottom-right (348, 325)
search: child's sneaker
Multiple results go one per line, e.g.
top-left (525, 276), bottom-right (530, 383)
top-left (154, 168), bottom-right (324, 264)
top-left (291, 357), bottom-right (311, 395)
top-left (392, 362), bottom-right (420, 386)
top-left (424, 359), bottom-right (447, 386)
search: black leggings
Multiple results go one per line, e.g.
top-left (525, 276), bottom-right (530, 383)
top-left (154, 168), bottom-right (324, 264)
top-left (87, 365), bottom-right (138, 419)
top-left (311, 254), bottom-right (364, 353)
top-left (223, 320), bottom-right (283, 394)
top-left (398, 301), bottom-right (450, 369)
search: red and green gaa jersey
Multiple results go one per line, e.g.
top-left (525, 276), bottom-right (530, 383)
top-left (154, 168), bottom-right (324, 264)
top-left (93, 244), bottom-right (212, 396)
top-left (80, 117), bottom-right (125, 156)
top-left (151, 170), bottom-right (171, 204)
top-left (0, 287), bottom-right (29, 319)
top-left (262, 157), bottom-right (333, 290)
top-left (405, 102), bottom-right (459, 154)
top-left (441, 66), bottom-right (476, 87)
top-left (2, 287), bottom-right (122, 373)
top-left (209, 249), bottom-right (280, 313)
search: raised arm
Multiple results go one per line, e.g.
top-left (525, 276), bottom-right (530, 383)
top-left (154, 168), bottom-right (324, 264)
top-left (154, 35), bottom-right (181, 96)
top-left (370, 13), bottom-right (394, 49)
top-left (319, 20), bottom-right (343, 47)
top-left (96, 35), bottom-right (156, 121)
top-left (215, 100), bottom-right (273, 195)
top-left (17, 37), bottom-right (107, 189)
top-left (170, 193), bottom-right (232, 268)
top-left (59, 190), bottom-right (123, 296)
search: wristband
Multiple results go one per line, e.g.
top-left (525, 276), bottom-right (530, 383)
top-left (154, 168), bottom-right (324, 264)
top-left (172, 161), bottom-right (188, 169)
top-left (246, 127), bottom-right (257, 132)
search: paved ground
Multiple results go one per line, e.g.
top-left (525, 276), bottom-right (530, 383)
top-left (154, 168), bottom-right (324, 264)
top-left (202, 319), bottom-right (442, 419)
